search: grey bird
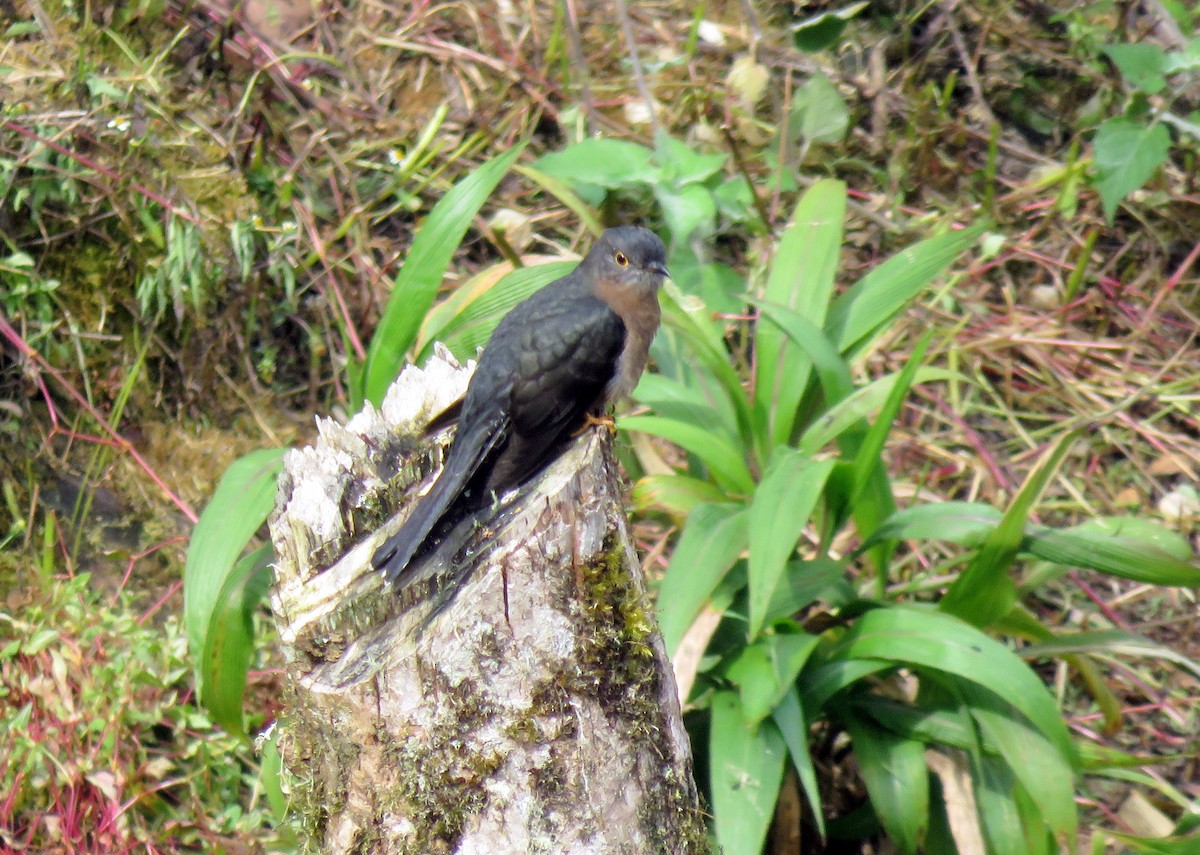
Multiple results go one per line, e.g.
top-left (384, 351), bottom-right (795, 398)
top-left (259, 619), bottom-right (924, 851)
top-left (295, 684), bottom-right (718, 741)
top-left (372, 226), bottom-right (670, 594)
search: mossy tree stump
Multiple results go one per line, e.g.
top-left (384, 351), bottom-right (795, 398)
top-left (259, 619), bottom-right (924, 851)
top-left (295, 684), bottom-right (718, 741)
top-left (269, 348), bottom-right (707, 854)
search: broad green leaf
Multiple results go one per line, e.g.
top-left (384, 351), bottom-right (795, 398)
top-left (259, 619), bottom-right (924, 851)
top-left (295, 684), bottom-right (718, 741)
top-left (975, 756), bottom-right (1048, 855)
top-left (826, 223), bottom-right (985, 358)
top-left (654, 132), bottom-right (728, 184)
top-left (842, 706), bottom-right (929, 854)
top-left (361, 144), bottom-right (525, 404)
top-left (185, 447), bottom-right (286, 691)
top-left (798, 367), bottom-right (957, 455)
top-left (764, 557), bottom-right (848, 623)
top-left (619, 415), bottom-right (755, 494)
top-left (958, 682), bottom-right (1077, 841)
top-left (710, 691), bottom-right (787, 855)
top-left (727, 632), bottom-right (820, 725)
top-left (631, 474), bottom-right (727, 518)
top-left (753, 299), bottom-right (854, 406)
top-left (1093, 118), bottom-right (1170, 224)
top-left (635, 372), bottom-right (739, 443)
top-left (416, 258), bottom-right (575, 363)
top-left (1164, 37), bottom-right (1200, 73)
top-left (658, 286), bottom-right (756, 447)
top-left (755, 179), bottom-right (845, 449)
top-left (747, 451), bottom-right (835, 637)
top-left (772, 688), bottom-right (825, 836)
top-left (940, 431), bottom-right (1079, 627)
top-left (200, 544), bottom-right (272, 734)
top-left (808, 607), bottom-right (1076, 762)
top-left (864, 502), bottom-right (1002, 550)
top-left (657, 503), bottom-right (749, 656)
top-left (1023, 525), bottom-right (1200, 587)
top-left (533, 138), bottom-right (657, 189)
top-left (792, 2), bottom-right (869, 52)
top-left (655, 183), bottom-right (716, 243)
top-left (1103, 43), bottom-right (1167, 94)
top-left (790, 72), bottom-right (850, 143)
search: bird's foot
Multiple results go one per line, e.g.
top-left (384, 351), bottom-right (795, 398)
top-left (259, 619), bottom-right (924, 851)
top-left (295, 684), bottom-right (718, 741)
top-left (573, 411), bottom-right (617, 438)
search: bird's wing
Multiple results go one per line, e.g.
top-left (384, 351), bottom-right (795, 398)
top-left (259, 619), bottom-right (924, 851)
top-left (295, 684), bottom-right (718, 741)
top-left (373, 409), bottom-right (509, 588)
top-left (484, 295), bottom-right (625, 492)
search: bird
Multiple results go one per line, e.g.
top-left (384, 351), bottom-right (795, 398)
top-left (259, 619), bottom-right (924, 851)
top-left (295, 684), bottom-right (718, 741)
top-left (372, 226), bottom-right (670, 596)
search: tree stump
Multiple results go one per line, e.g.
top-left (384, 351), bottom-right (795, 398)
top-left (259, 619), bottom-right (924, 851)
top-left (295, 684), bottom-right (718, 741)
top-left (269, 347), bottom-right (708, 854)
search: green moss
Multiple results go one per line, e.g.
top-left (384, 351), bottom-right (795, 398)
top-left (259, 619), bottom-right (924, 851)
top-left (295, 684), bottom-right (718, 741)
top-left (383, 662), bottom-right (505, 850)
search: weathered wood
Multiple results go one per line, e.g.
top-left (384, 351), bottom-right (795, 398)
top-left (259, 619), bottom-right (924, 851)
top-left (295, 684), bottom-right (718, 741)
top-left (269, 347), bottom-right (708, 854)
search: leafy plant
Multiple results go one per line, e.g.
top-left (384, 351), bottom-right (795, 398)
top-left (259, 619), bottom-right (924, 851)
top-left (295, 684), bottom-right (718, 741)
top-left (0, 575), bottom-right (286, 850)
top-left (1094, 36), bottom-right (1200, 221)
top-left (621, 179), bottom-right (1200, 852)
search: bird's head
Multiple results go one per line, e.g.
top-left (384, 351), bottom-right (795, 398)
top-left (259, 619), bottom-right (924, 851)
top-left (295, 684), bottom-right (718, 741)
top-left (581, 226), bottom-right (671, 295)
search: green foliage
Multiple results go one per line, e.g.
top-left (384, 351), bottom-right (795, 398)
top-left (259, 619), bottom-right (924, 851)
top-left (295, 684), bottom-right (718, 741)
top-left (626, 179), bottom-right (1200, 852)
top-left (0, 575), bottom-right (284, 850)
top-left (1093, 36), bottom-right (1200, 221)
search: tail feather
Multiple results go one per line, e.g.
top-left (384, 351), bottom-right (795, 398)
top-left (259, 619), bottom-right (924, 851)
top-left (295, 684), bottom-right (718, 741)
top-left (373, 415), bottom-right (506, 591)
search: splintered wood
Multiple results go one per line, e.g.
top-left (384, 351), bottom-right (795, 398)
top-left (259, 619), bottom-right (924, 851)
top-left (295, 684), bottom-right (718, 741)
top-left (269, 346), bottom-right (707, 854)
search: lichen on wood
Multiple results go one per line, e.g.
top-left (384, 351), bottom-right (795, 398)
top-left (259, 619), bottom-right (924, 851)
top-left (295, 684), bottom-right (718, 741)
top-left (269, 346), bottom-right (708, 854)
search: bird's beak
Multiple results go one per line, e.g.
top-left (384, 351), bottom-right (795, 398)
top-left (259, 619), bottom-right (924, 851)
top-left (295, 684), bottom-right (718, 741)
top-left (648, 261), bottom-right (671, 280)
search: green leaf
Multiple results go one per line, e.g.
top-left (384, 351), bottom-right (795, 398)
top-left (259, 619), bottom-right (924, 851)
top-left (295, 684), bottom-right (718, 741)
top-left (826, 223), bottom-right (985, 358)
top-left (975, 756), bottom-right (1048, 855)
top-left (791, 2), bottom-right (869, 52)
top-left (1022, 525), bottom-right (1200, 587)
top-left (710, 691), bottom-right (787, 855)
top-left (361, 144), bottom-right (525, 404)
top-left (657, 503), bottom-right (749, 657)
top-left (772, 688), bottom-right (825, 837)
top-left (798, 367), bottom-right (957, 455)
top-left (755, 179), bottom-right (846, 449)
top-left (958, 682), bottom-right (1077, 841)
top-left (654, 132), bottom-right (728, 185)
top-left (865, 502), bottom-right (1002, 550)
top-left (514, 164), bottom-right (603, 235)
top-left (199, 544), bottom-right (272, 734)
top-left (259, 724), bottom-right (288, 821)
top-left (657, 286), bottom-right (757, 449)
top-left (620, 414), bottom-right (755, 494)
top-left (1163, 37), bottom-right (1200, 73)
top-left (655, 183), bottom-right (717, 242)
top-left (747, 451), bottom-right (835, 637)
top-left (1093, 118), bottom-right (1170, 224)
top-left (807, 607), bottom-right (1076, 764)
top-left (184, 447), bottom-right (286, 694)
top-left (842, 706), bottom-right (929, 855)
top-left (1104, 43), bottom-right (1167, 94)
top-left (533, 138), bottom-right (657, 189)
top-left (631, 474), bottom-right (727, 518)
top-left (940, 431), bottom-right (1079, 627)
top-left (790, 72), bottom-right (850, 143)
top-left (764, 557), bottom-right (848, 624)
top-left (1021, 629), bottom-right (1200, 681)
top-left (727, 632), bottom-right (820, 726)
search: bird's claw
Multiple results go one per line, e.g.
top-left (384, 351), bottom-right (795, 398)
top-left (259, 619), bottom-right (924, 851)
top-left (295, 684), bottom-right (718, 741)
top-left (573, 411), bottom-right (617, 438)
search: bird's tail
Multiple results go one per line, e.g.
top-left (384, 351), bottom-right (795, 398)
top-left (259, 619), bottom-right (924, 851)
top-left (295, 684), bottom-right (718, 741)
top-left (372, 415), bottom-right (506, 591)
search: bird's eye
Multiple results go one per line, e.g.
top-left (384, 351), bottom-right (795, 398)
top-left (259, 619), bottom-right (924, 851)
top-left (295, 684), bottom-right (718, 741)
top-left (614, 251), bottom-right (629, 267)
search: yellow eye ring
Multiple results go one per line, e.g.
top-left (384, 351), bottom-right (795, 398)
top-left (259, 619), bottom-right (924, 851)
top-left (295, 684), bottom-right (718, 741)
top-left (614, 251), bottom-right (629, 266)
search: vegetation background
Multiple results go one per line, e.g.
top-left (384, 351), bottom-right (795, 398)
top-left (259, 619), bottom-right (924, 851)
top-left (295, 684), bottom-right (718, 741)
top-left (2, 0), bottom-right (1199, 852)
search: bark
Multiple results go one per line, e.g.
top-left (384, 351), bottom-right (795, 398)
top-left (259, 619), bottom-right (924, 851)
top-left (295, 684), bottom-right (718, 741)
top-left (268, 347), bottom-right (708, 854)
